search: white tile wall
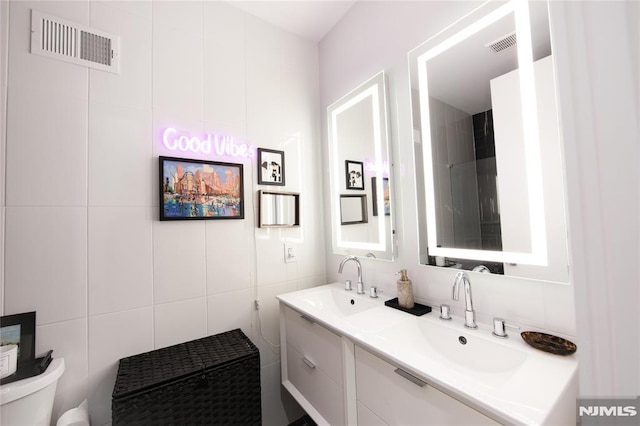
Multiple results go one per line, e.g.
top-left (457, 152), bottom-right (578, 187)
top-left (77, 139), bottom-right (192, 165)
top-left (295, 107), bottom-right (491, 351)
top-left (92, 0), bottom-right (152, 22)
top-left (89, 1), bottom-right (152, 111)
top-left (257, 281), bottom-right (296, 347)
top-left (88, 102), bottom-right (153, 207)
top-left (88, 308), bottom-right (153, 426)
top-left (6, 87), bottom-right (88, 206)
top-left (154, 297), bottom-right (208, 349)
top-left (207, 288), bottom-right (252, 337)
top-left (203, 0), bottom-right (244, 41)
top-left (8, 0), bottom-right (89, 99)
top-left (152, 220), bottom-right (207, 304)
top-left (203, 36), bottom-right (247, 135)
top-left (152, 0), bottom-right (203, 38)
top-left (205, 220), bottom-right (252, 295)
top-left (88, 207), bottom-right (153, 315)
top-left (36, 318), bottom-right (89, 422)
top-left (245, 15), bottom-right (283, 146)
top-left (152, 26), bottom-right (204, 124)
top-left (255, 231), bottom-right (288, 286)
top-left (5, 207), bottom-right (87, 325)
top-left (2, 1), bottom-right (321, 425)
top-left (0, 0), bottom-right (7, 318)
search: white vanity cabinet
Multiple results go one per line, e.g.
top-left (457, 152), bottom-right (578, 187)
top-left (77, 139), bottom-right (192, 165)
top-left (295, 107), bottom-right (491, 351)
top-left (278, 284), bottom-right (578, 425)
top-left (280, 305), bottom-right (347, 425)
top-left (354, 345), bottom-right (499, 425)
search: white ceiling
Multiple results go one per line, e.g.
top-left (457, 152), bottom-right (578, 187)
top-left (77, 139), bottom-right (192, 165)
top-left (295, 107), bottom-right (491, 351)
top-left (226, 0), bottom-right (357, 42)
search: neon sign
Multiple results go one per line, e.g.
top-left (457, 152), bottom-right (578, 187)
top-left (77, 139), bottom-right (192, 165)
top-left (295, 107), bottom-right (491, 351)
top-left (162, 127), bottom-right (257, 159)
top-left (364, 159), bottom-right (390, 175)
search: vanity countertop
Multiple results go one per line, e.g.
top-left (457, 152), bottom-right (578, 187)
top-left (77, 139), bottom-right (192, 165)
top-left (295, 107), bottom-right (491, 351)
top-left (277, 282), bottom-right (578, 426)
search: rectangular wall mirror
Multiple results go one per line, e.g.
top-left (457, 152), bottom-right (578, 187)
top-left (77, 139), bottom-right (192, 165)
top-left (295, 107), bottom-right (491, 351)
top-left (327, 71), bottom-right (395, 260)
top-left (258, 190), bottom-right (300, 228)
top-left (409, 0), bottom-right (569, 283)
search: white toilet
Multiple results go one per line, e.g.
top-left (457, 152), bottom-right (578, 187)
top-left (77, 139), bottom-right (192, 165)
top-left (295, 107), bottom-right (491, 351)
top-left (0, 358), bottom-right (65, 426)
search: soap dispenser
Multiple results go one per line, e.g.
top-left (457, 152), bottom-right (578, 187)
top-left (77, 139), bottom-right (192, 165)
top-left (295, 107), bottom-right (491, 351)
top-left (397, 269), bottom-right (414, 309)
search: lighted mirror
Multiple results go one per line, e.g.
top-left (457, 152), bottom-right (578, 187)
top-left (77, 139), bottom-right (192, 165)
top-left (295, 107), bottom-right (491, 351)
top-left (409, 0), bottom-right (569, 283)
top-left (258, 190), bottom-right (300, 228)
top-left (327, 71), bottom-right (395, 260)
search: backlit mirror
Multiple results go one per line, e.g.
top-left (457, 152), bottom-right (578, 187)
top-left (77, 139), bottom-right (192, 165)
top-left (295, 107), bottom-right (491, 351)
top-left (328, 71), bottom-right (395, 260)
top-left (258, 190), bottom-right (300, 228)
top-left (409, 0), bottom-right (569, 283)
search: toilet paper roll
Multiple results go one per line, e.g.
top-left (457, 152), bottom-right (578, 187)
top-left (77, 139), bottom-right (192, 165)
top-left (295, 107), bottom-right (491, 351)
top-left (57, 399), bottom-right (90, 426)
top-left (0, 344), bottom-right (18, 379)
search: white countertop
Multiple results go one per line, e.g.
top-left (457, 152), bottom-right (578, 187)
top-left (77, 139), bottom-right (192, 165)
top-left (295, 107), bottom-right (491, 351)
top-left (277, 282), bottom-right (578, 425)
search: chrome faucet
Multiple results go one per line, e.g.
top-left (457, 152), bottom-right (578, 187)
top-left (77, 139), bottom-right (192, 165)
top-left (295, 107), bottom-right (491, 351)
top-left (452, 271), bottom-right (477, 329)
top-left (338, 255), bottom-right (364, 294)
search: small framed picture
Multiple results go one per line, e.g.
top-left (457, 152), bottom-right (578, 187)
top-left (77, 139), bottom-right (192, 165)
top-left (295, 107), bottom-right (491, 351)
top-left (1, 311), bottom-right (36, 367)
top-left (258, 148), bottom-right (285, 186)
top-left (159, 156), bottom-right (244, 220)
top-left (345, 160), bottom-right (364, 190)
top-left (372, 177), bottom-right (390, 216)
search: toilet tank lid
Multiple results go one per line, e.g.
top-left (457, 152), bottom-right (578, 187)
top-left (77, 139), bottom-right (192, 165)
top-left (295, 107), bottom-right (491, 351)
top-left (0, 358), bottom-right (65, 404)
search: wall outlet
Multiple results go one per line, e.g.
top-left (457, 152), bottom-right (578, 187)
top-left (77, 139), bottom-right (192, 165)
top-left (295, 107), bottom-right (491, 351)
top-left (284, 243), bottom-right (297, 263)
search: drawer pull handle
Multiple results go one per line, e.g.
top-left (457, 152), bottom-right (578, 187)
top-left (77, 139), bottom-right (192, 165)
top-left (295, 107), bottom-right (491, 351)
top-left (300, 315), bottom-right (315, 324)
top-left (302, 357), bottom-right (316, 369)
top-left (394, 368), bottom-right (427, 388)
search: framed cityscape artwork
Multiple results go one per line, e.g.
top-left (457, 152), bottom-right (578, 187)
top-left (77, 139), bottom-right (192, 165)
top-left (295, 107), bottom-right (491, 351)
top-left (159, 156), bottom-right (244, 220)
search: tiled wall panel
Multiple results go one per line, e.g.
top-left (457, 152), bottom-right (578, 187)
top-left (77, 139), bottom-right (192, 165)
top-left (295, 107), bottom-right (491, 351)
top-left (2, 2), bottom-right (323, 425)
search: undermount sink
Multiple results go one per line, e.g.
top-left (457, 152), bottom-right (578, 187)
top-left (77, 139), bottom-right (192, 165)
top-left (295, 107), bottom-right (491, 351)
top-left (294, 285), bottom-right (379, 318)
top-left (375, 316), bottom-right (529, 388)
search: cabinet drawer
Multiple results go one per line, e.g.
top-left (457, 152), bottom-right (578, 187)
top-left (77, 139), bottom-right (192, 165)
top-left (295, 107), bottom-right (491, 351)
top-left (355, 346), bottom-right (498, 425)
top-left (357, 401), bottom-right (387, 426)
top-left (287, 343), bottom-right (345, 426)
top-left (283, 306), bottom-right (343, 385)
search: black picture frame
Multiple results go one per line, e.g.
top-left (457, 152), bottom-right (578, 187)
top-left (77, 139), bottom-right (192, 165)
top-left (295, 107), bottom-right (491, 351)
top-left (257, 148), bottom-right (285, 186)
top-left (345, 160), bottom-right (364, 190)
top-left (371, 177), bottom-right (390, 216)
top-left (0, 311), bottom-right (36, 367)
top-left (159, 156), bottom-right (244, 221)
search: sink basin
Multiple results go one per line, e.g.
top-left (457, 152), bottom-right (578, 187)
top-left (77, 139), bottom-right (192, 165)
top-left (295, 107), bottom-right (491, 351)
top-left (375, 316), bottom-right (528, 388)
top-left (294, 286), bottom-right (379, 318)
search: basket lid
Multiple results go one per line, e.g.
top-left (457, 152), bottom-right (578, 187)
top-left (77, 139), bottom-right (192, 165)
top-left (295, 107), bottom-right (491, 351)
top-left (112, 329), bottom-right (257, 399)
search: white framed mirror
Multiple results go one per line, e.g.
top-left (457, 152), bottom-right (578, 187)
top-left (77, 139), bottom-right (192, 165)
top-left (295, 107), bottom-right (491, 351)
top-left (409, 0), bottom-right (569, 283)
top-left (327, 71), bottom-right (395, 260)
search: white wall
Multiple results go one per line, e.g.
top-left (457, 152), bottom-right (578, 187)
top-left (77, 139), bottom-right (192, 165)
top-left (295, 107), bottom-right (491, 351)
top-left (1, 1), bottom-right (325, 425)
top-left (549, 0), bottom-right (639, 398)
top-left (320, 1), bottom-right (576, 340)
top-left (0, 0), bottom-right (8, 319)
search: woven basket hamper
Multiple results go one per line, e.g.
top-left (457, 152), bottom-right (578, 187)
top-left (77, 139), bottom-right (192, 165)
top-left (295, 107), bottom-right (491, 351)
top-left (112, 329), bottom-right (261, 425)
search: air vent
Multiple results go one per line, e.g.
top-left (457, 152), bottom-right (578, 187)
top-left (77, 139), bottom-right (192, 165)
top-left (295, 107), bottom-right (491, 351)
top-left (31, 10), bottom-right (120, 73)
top-left (485, 32), bottom-right (517, 54)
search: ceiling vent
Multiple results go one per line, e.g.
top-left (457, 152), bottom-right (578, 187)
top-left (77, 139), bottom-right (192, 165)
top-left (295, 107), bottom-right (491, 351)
top-left (30, 9), bottom-right (120, 74)
top-left (485, 31), bottom-right (517, 54)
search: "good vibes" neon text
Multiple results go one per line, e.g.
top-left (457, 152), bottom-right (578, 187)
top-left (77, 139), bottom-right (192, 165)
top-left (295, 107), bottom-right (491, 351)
top-left (162, 127), bottom-right (257, 158)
